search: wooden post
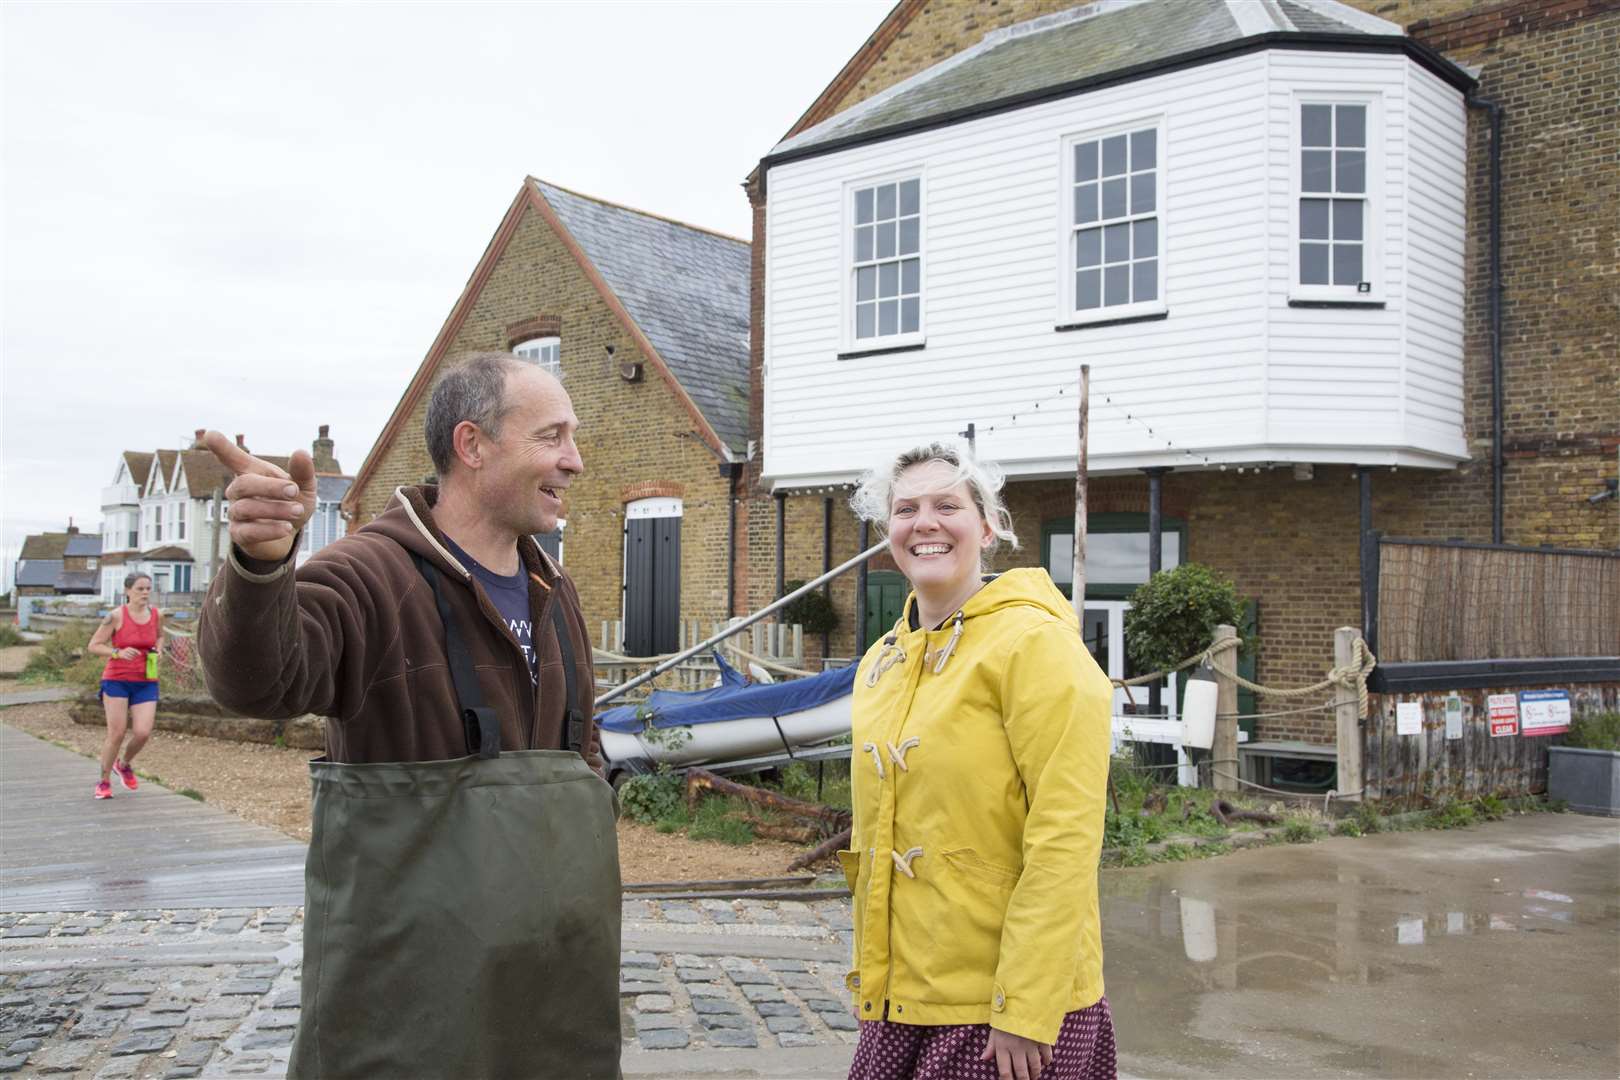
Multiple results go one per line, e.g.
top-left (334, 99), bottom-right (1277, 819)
top-left (1071, 365), bottom-right (1090, 623)
top-left (1212, 623), bottom-right (1238, 792)
top-left (1333, 627), bottom-right (1363, 802)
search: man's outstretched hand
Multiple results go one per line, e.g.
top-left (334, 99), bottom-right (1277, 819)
top-left (204, 431), bottom-right (317, 564)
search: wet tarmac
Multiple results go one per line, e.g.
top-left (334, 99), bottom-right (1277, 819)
top-left (1101, 813), bottom-right (1620, 1078)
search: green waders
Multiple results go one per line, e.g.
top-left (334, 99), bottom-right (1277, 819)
top-left (287, 555), bottom-right (622, 1079)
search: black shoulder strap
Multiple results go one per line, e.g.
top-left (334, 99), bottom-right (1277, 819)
top-left (549, 600), bottom-right (584, 753)
top-left (412, 553), bottom-right (500, 759)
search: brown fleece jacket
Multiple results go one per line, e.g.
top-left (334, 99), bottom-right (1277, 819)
top-left (199, 486), bottom-right (601, 770)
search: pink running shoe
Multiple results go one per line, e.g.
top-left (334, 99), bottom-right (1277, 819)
top-left (94, 781), bottom-right (113, 799)
top-left (114, 761), bottom-right (138, 791)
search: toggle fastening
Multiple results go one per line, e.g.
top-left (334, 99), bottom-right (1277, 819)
top-left (891, 847), bottom-right (924, 877)
top-left (862, 741), bottom-right (886, 779)
top-left (887, 737), bottom-right (920, 771)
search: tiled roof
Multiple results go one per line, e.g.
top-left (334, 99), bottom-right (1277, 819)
top-left (149, 450), bottom-right (179, 495)
top-left (534, 181), bottom-right (751, 452)
top-left (773, 0), bottom-right (1407, 158)
top-left (64, 534), bottom-right (102, 558)
top-left (57, 570), bottom-right (98, 593)
top-left (123, 451), bottom-right (154, 490)
top-left (19, 533), bottom-right (69, 560)
top-left (141, 545), bottom-right (193, 561)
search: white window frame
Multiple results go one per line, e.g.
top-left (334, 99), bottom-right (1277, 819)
top-left (1290, 92), bottom-right (1381, 303)
top-left (514, 336), bottom-right (561, 376)
top-left (841, 169), bottom-right (926, 355)
top-left (1058, 115), bottom-right (1167, 325)
top-left (150, 505), bottom-right (163, 544)
top-left (174, 500), bottom-right (186, 540)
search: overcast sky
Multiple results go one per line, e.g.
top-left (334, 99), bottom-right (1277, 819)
top-left (1, 0), bottom-right (892, 590)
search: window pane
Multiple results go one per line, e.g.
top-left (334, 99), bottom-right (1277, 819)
top-left (1302, 150), bottom-right (1332, 192)
top-left (1336, 150), bottom-right (1365, 193)
top-left (1076, 227), bottom-right (1102, 268)
top-left (1333, 242), bottom-right (1363, 286)
top-left (1300, 198), bottom-right (1330, 240)
top-left (1336, 104), bottom-right (1366, 148)
top-left (1102, 177), bottom-right (1127, 219)
top-left (1075, 141), bottom-right (1099, 182)
top-left (876, 184), bottom-right (896, 220)
top-left (1332, 198), bottom-right (1362, 241)
top-left (900, 296), bottom-right (919, 334)
top-left (1076, 269), bottom-right (1101, 309)
top-left (1130, 128), bottom-right (1156, 171)
top-left (856, 265), bottom-right (876, 301)
top-left (1075, 183), bottom-right (1099, 224)
top-left (1300, 242), bottom-right (1330, 284)
top-left (1133, 217), bottom-right (1158, 258)
top-left (1133, 258), bottom-right (1158, 302)
top-left (879, 299), bottom-right (898, 336)
top-left (878, 261), bottom-right (899, 298)
top-left (857, 303), bottom-right (876, 338)
top-left (1048, 532), bottom-right (1074, 586)
top-left (855, 226), bottom-right (873, 262)
top-left (900, 258), bottom-right (919, 294)
top-left (876, 221), bottom-right (896, 259)
top-left (899, 178), bottom-right (920, 216)
top-left (1104, 221), bottom-right (1130, 263)
top-left (1302, 104), bottom-right (1333, 147)
top-left (898, 216), bottom-right (919, 255)
top-left (1104, 263), bottom-right (1130, 306)
top-left (1130, 171), bottom-right (1155, 214)
top-left (1102, 134), bottom-right (1127, 176)
top-left (855, 188), bottom-right (874, 225)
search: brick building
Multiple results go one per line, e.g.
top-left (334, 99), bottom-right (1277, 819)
top-left (740, 0), bottom-right (1619, 743)
top-left (342, 179), bottom-right (751, 657)
top-left (14, 524), bottom-right (101, 598)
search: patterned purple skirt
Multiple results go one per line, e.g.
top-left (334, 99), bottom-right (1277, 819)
top-left (848, 997), bottom-right (1116, 1080)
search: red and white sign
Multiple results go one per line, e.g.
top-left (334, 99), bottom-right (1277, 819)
top-left (1488, 694), bottom-right (1519, 738)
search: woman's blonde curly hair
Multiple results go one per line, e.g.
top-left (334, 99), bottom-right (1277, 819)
top-left (850, 440), bottom-right (1019, 556)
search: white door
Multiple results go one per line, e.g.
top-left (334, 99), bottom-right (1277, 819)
top-left (1083, 600), bottom-right (1191, 785)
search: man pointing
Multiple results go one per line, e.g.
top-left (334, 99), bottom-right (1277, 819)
top-left (199, 353), bottom-right (622, 1078)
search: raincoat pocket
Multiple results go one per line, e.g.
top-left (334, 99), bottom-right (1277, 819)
top-left (836, 849), bottom-right (863, 892)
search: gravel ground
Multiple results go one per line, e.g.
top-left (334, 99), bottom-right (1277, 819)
top-left (0, 644), bottom-right (34, 676)
top-left (1, 701), bottom-right (809, 883)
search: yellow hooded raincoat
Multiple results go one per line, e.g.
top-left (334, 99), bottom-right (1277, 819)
top-left (841, 568), bottom-right (1113, 1045)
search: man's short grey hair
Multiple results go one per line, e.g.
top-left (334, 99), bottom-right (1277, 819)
top-left (850, 440), bottom-right (1019, 554)
top-left (425, 352), bottom-right (529, 477)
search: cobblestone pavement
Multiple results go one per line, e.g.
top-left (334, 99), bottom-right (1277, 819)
top-left (0, 896), bottom-right (857, 1077)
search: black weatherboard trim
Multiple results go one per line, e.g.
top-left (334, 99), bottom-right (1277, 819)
top-left (756, 34), bottom-right (1476, 197)
top-left (838, 342), bottom-right (927, 360)
top-left (1289, 299), bottom-right (1386, 309)
top-left (1057, 311), bottom-right (1169, 332)
top-left (1370, 658), bottom-right (1620, 694)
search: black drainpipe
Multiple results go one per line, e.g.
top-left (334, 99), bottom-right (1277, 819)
top-left (723, 462), bottom-right (741, 616)
top-left (1467, 94), bottom-right (1505, 543)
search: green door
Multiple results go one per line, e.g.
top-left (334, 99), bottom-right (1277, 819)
top-left (864, 571), bottom-right (908, 646)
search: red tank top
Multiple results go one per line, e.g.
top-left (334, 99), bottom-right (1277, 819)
top-left (102, 605), bottom-right (160, 683)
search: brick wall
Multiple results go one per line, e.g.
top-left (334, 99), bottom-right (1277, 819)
top-left (352, 202), bottom-right (737, 647)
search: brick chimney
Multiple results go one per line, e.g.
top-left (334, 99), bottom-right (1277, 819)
top-left (235, 434), bottom-right (246, 450)
top-left (311, 424), bottom-right (341, 475)
top-left (193, 428), bottom-right (206, 448)
top-left (67, 518), bottom-right (78, 534)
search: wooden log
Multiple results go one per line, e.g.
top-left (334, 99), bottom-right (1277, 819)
top-left (683, 768), bottom-right (851, 828)
top-left (751, 822), bottom-right (820, 844)
top-left (788, 826), bottom-right (852, 872)
top-left (1210, 799), bottom-right (1279, 827)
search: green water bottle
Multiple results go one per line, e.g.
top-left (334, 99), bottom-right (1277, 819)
top-left (145, 650), bottom-right (159, 680)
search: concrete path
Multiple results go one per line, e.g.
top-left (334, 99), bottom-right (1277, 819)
top-left (0, 725), bottom-right (306, 912)
top-left (0, 686), bottom-right (76, 706)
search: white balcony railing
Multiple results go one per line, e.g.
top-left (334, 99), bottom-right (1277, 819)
top-left (101, 483), bottom-right (140, 508)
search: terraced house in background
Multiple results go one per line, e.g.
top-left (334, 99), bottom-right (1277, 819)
top-left (737, 0), bottom-right (1618, 745)
top-left (342, 179), bottom-right (751, 659)
top-left (95, 427), bottom-right (352, 603)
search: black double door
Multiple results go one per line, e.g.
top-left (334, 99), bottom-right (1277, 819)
top-left (623, 515), bottom-right (680, 657)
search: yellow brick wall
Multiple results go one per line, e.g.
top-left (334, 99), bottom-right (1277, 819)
top-left (353, 201), bottom-right (738, 648)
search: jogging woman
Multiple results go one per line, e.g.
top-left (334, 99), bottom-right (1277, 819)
top-left (87, 572), bottom-right (161, 799)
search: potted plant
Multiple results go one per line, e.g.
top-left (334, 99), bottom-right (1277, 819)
top-left (1548, 711), bottom-right (1620, 817)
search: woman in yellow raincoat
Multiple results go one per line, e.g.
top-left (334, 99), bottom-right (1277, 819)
top-left (842, 442), bottom-right (1116, 1080)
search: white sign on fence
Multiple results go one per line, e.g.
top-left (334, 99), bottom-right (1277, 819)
top-left (1488, 693), bottom-right (1520, 738)
top-left (1519, 690), bottom-right (1571, 737)
top-left (1395, 701), bottom-right (1423, 736)
top-left (1444, 694), bottom-right (1464, 741)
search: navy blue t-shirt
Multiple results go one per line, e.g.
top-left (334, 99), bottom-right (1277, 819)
top-left (443, 537), bottom-right (537, 686)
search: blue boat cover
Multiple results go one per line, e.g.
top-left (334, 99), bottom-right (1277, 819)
top-left (598, 652), bottom-right (857, 732)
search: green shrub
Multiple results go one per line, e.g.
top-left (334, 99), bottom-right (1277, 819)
top-left (1564, 711), bottom-right (1620, 752)
top-left (178, 788), bottom-right (204, 801)
top-left (1333, 818), bottom-right (1364, 837)
top-left (1282, 818), bottom-right (1321, 843)
top-left (1124, 564), bottom-right (1247, 675)
top-left (1426, 801), bottom-right (1478, 830)
top-left (21, 625), bottom-right (99, 685)
top-left (0, 624), bottom-right (25, 647)
top-left (778, 581), bottom-right (840, 637)
top-left (1353, 801), bottom-right (1384, 835)
top-left (687, 798), bottom-right (754, 845)
top-left (618, 768), bottom-right (686, 826)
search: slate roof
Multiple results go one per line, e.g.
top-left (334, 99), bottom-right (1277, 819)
top-left (15, 560), bottom-right (63, 588)
top-left (57, 570), bottom-right (98, 593)
top-left (534, 181), bottom-right (751, 452)
top-left (317, 475), bottom-right (354, 504)
top-left (772, 0), bottom-right (1412, 158)
top-left (64, 534), bottom-right (102, 558)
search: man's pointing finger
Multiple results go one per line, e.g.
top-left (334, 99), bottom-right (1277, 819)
top-left (203, 430), bottom-right (287, 479)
